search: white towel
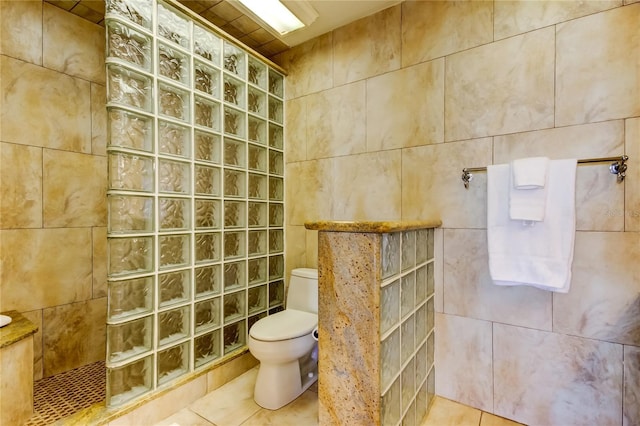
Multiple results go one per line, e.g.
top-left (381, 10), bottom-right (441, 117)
top-left (509, 157), bottom-right (549, 222)
top-left (487, 159), bottom-right (577, 293)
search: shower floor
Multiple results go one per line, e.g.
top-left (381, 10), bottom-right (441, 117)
top-left (25, 360), bottom-right (106, 426)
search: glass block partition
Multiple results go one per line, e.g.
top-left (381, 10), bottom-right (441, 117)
top-left (380, 230), bottom-right (435, 425)
top-left (105, 0), bottom-right (285, 406)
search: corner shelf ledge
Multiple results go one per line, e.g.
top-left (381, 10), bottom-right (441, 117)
top-left (304, 219), bottom-right (442, 233)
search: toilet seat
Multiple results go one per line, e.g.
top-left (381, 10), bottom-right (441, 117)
top-left (250, 309), bottom-right (317, 341)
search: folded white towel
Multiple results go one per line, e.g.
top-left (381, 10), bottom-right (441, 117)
top-left (487, 159), bottom-right (577, 293)
top-left (509, 157), bottom-right (549, 222)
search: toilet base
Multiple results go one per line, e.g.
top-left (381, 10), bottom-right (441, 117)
top-left (253, 359), bottom-right (317, 410)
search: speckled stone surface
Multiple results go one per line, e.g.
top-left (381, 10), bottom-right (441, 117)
top-left (305, 219), bottom-right (441, 233)
top-left (318, 231), bottom-right (382, 425)
top-left (0, 310), bottom-right (38, 348)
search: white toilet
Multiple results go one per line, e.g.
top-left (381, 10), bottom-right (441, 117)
top-left (248, 268), bottom-right (319, 410)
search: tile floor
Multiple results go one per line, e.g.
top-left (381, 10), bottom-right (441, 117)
top-left (154, 367), bottom-right (525, 426)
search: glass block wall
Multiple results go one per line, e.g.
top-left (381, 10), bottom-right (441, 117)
top-left (380, 230), bottom-right (435, 425)
top-left (104, 0), bottom-right (285, 406)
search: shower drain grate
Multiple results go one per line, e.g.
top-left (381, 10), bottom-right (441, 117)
top-left (25, 360), bottom-right (106, 426)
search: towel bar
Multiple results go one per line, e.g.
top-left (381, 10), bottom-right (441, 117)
top-left (461, 155), bottom-right (629, 189)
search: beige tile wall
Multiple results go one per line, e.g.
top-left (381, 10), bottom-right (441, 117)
top-left (276, 1), bottom-right (640, 425)
top-left (0, 0), bottom-right (107, 379)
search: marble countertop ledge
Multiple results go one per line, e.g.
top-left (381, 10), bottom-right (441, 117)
top-left (0, 310), bottom-right (38, 349)
top-left (304, 219), bottom-right (441, 233)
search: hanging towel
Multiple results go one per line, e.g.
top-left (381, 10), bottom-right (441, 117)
top-left (487, 159), bottom-right (577, 293)
top-left (509, 157), bottom-right (550, 222)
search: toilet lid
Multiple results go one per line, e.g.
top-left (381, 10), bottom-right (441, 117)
top-left (249, 309), bottom-right (317, 341)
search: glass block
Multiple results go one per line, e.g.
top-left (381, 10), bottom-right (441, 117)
top-left (107, 20), bottom-right (152, 71)
top-left (381, 376), bottom-right (400, 426)
top-left (269, 305), bottom-right (284, 315)
top-left (223, 74), bottom-right (245, 108)
top-left (268, 177), bottom-right (283, 201)
top-left (195, 199), bottom-right (221, 229)
top-left (109, 152), bottom-right (154, 192)
top-left (108, 277), bottom-right (153, 320)
top-left (195, 165), bottom-right (221, 196)
top-left (268, 96), bottom-right (283, 124)
top-left (248, 117), bottom-right (267, 144)
top-left (248, 312), bottom-right (267, 331)
top-left (224, 231), bottom-right (246, 260)
top-left (158, 305), bottom-right (190, 346)
top-left (108, 194), bottom-right (153, 233)
top-left (381, 328), bottom-right (400, 391)
top-left (427, 367), bottom-right (435, 407)
top-left (194, 329), bottom-right (221, 368)
top-left (194, 60), bottom-right (220, 98)
top-left (382, 233), bottom-right (401, 280)
top-left (107, 355), bottom-right (153, 407)
top-left (107, 315), bottom-right (153, 362)
top-left (268, 203), bottom-right (283, 227)
top-left (157, 2), bottom-right (189, 48)
top-left (401, 272), bottom-right (415, 319)
top-left (158, 82), bottom-right (189, 121)
top-left (224, 201), bottom-right (246, 228)
top-left (108, 236), bottom-right (153, 276)
top-left (416, 379), bottom-right (427, 421)
top-left (158, 159), bottom-right (190, 194)
top-left (248, 144), bottom-right (267, 171)
top-left (158, 120), bottom-right (189, 157)
top-left (248, 230), bottom-right (267, 256)
top-left (416, 342), bottom-right (427, 386)
top-left (106, 0), bottom-right (152, 29)
top-left (224, 107), bottom-right (245, 138)
top-left (248, 174), bottom-right (267, 200)
top-left (269, 280), bottom-right (284, 307)
top-left (248, 57), bottom-right (267, 88)
top-left (427, 262), bottom-right (435, 298)
top-left (416, 229), bottom-right (429, 264)
top-left (194, 24), bottom-right (221, 65)
top-left (427, 229), bottom-right (434, 260)
top-left (415, 266), bottom-right (427, 305)
top-left (195, 130), bottom-right (221, 163)
top-left (247, 86), bottom-right (266, 117)
top-left (248, 258), bottom-right (267, 285)
top-left (268, 123), bottom-right (283, 149)
top-left (427, 297), bottom-right (434, 333)
top-left (402, 231), bottom-right (416, 271)
top-left (427, 332), bottom-right (434, 369)
top-left (195, 232), bottom-right (221, 263)
top-left (403, 401), bottom-right (416, 426)
top-left (158, 42), bottom-right (189, 85)
top-left (223, 41), bottom-right (245, 78)
top-left (381, 280), bottom-right (400, 335)
top-left (158, 341), bottom-right (189, 385)
top-left (159, 197), bottom-right (189, 230)
top-left (194, 96), bottom-right (220, 131)
top-left (415, 304), bottom-right (427, 346)
top-left (269, 150), bottom-right (284, 176)
top-left (401, 359), bottom-right (415, 415)
top-left (195, 265), bottom-right (222, 298)
top-left (224, 260), bottom-right (246, 291)
top-left (223, 320), bottom-right (246, 354)
top-left (158, 270), bottom-right (190, 307)
top-left (108, 109), bottom-right (153, 152)
top-left (268, 229), bottom-right (284, 253)
top-left (224, 170), bottom-right (246, 198)
top-left (159, 234), bottom-right (189, 269)
top-left (195, 297), bottom-right (221, 332)
top-left (224, 291), bottom-right (246, 324)
top-left (269, 255), bottom-right (284, 280)
top-left (268, 69), bottom-right (283, 97)
top-left (107, 63), bottom-right (152, 112)
top-left (224, 138), bottom-right (246, 168)
top-left (401, 315), bottom-right (415, 363)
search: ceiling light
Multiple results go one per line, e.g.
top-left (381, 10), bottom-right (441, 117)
top-left (236, 0), bottom-right (305, 35)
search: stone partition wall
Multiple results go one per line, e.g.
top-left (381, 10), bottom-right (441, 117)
top-left (306, 220), bottom-right (440, 426)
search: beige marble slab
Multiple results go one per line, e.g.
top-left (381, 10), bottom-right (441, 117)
top-left (0, 142), bottom-right (43, 228)
top-left (285, 158), bottom-right (334, 226)
top-left (305, 220), bottom-right (440, 233)
top-left (22, 309), bottom-right (43, 380)
top-left (0, 0), bottom-right (42, 65)
top-left (0, 337), bottom-right (34, 425)
top-left (421, 396), bottom-right (481, 426)
top-left (91, 83), bottom-right (107, 156)
top-left (92, 227), bottom-right (107, 298)
top-left (624, 345), bottom-right (640, 426)
top-left (0, 311), bottom-right (38, 348)
top-left (284, 97), bottom-right (307, 163)
top-left (242, 389), bottom-right (318, 425)
top-left (154, 408), bottom-right (214, 426)
top-left (480, 412), bottom-right (525, 426)
top-left (626, 118), bottom-right (640, 231)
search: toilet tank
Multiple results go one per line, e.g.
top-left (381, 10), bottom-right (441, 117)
top-left (286, 268), bottom-right (318, 314)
